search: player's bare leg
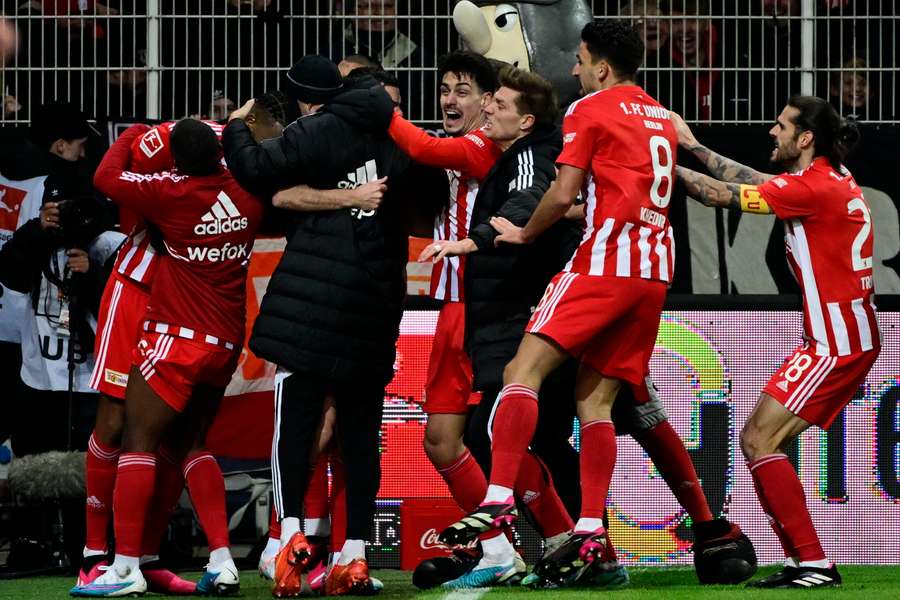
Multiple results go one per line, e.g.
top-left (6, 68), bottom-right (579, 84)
top-left (440, 333), bottom-right (568, 546)
top-left (742, 394), bottom-right (840, 588)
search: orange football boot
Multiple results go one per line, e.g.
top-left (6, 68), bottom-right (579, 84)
top-left (325, 558), bottom-right (377, 596)
top-left (272, 531), bottom-right (311, 598)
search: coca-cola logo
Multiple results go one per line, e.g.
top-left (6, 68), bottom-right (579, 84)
top-left (419, 528), bottom-right (478, 551)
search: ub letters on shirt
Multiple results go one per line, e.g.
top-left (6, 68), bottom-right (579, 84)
top-left (20, 231), bottom-right (126, 392)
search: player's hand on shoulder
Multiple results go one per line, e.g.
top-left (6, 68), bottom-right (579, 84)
top-left (350, 177), bottom-right (388, 211)
top-left (670, 111), bottom-right (698, 148)
top-left (490, 216), bottom-right (526, 245)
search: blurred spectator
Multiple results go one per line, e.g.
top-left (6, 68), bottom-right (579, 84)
top-left (619, 0), bottom-right (671, 102)
top-left (209, 90), bottom-right (237, 120)
top-left (0, 101), bottom-right (121, 459)
top-left (668, 0), bottom-right (722, 120)
top-left (336, 0), bottom-right (435, 119)
top-left (829, 56), bottom-right (873, 120)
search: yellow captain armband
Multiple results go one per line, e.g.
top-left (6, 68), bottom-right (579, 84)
top-left (739, 185), bottom-right (772, 214)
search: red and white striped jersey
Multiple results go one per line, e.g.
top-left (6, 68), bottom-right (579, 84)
top-left (112, 120), bottom-right (225, 287)
top-left (113, 228), bottom-right (157, 286)
top-left (758, 157), bottom-right (879, 356)
top-left (430, 130), bottom-right (500, 301)
top-left (557, 86), bottom-right (677, 283)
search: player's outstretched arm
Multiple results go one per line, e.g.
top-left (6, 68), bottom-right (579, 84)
top-left (272, 178), bottom-right (388, 212)
top-left (670, 112), bottom-right (773, 185)
top-left (677, 166), bottom-right (773, 214)
top-left (388, 111), bottom-right (481, 172)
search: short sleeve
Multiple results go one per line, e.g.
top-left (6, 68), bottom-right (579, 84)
top-left (757, 174), bottom-right (817, 219)
top-left (556, 104), bottom-right (599, 171)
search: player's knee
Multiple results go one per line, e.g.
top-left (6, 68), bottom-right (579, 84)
top-left (422, 429), bottom-right (463, 467)
top-left (739, 422), bottom-right (774, 462)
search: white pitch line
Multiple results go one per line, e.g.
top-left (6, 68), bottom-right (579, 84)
top-left (440, 588), bottom-right (491, 600)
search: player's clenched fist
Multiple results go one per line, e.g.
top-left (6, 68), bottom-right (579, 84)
top-left (350, 177), bottom-right (388, 211)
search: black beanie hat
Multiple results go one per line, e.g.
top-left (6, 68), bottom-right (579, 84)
top-left (284, 55), bottom-right (344, 104)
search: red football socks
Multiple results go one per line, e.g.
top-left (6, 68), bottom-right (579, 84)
top-left (113, 452), bottom-right (157, 557)
top-left (579, 420), bottom-right (616, 519)
top-left (183, 452), bottom-right (230, 552)
top-left (304, 454), bottom-right (330, 520)
top-left (330, 456), bottom-right (347, 553)
top-left (489, 384), bottom-right (539, 489)
top-left (635, 421), bottom-right (714, 523)
top-left (515, 452), bottom-right (573, 537)
top-left (84, 433), bottom-right (120, 553)
top-left (749, 454), bottom-right (825, 562)
top-left (142, 446), bottom-right (185, 556)
top-left (436, 449), bottom-right (487, 513)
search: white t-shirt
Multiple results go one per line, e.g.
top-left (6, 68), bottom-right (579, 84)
top-left (19, 231), bottom-right (125, 392)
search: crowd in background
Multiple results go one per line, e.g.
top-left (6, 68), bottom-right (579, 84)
top-left (0, 0), bottom-right (896, 124)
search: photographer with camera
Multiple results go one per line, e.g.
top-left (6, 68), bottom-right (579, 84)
top-left (0, 102), bottom-right (123, 458)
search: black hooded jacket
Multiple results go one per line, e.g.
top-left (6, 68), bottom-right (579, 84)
top-left (463, 123), bottom-right (580, 390)
top-left (223, 78), bottom-right (410, 386)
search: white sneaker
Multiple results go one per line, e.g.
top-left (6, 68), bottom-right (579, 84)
top-left (70, 564), bottom-right (147, 597)
top-left (196, 559), bottom-right (240, 596)
top-left (258, 551), bottom-right (277, 581)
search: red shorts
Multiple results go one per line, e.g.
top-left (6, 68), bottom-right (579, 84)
top-left (133, 329), bottom-right (239, 413)
top-left (423, 302), bottom-right (481, 414)
top-left (90, 273), bottom-right (150, 399)
top-left (526, 272), bottom-right (666, 403)
top-left (763, 344), bottom-right (878, 429)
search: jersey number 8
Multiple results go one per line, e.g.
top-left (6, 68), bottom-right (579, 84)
top-left (649, 136), bottom-right (674, 209)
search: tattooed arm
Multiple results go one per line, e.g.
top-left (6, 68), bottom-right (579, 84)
top-left (670, 112), bottom-right (774, 184)
top-left (677, 166), bottom-right (744, 210)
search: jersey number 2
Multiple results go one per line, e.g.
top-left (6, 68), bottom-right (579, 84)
top-left (847, 197), bottom-right (872, 271)
top-left (649, 136), bottom-right (673, 208)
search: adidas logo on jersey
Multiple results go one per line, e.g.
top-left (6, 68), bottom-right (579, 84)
top-left (338, 160), bottom-right (379, 219)
top-left (776, 379), bottom-right (789, 392)
top-left (86, 495), bottom-right (105, 510)
top-left (194, 191), bottom-right (248, 235)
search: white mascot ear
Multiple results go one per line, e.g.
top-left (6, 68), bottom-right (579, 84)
top-left (453, 1), bottom-right (492, 55)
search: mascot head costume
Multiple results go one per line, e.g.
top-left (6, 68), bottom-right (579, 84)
top-left (452, 0), bottom-right (593, 106)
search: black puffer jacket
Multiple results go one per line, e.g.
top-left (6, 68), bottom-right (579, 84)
top-left (223, 78), bottom-right (410, 386)
top-left (464, 123), bottom-right (580, 390)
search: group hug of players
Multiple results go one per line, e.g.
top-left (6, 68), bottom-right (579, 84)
top-left (67, 17), bottom-right (879, 598)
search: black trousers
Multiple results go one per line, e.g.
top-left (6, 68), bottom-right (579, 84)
top-left (271, 369), bottom-right (385, 541)
top-left (465, 360), bottom-right (582, 522)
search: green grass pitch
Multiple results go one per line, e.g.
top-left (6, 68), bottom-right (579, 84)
top-left (1, 566), bottom-right (898, 599)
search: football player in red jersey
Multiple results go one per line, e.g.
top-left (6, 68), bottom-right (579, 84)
top-left (78, 95), bottom-right (298, 595)
top-left (441, 19), bottom-right (682, 581)
top-left (675, 96), bottom-right (878, 588)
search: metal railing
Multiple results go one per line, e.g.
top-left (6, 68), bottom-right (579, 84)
top-left (0, 1), bottom-right (896, 125)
